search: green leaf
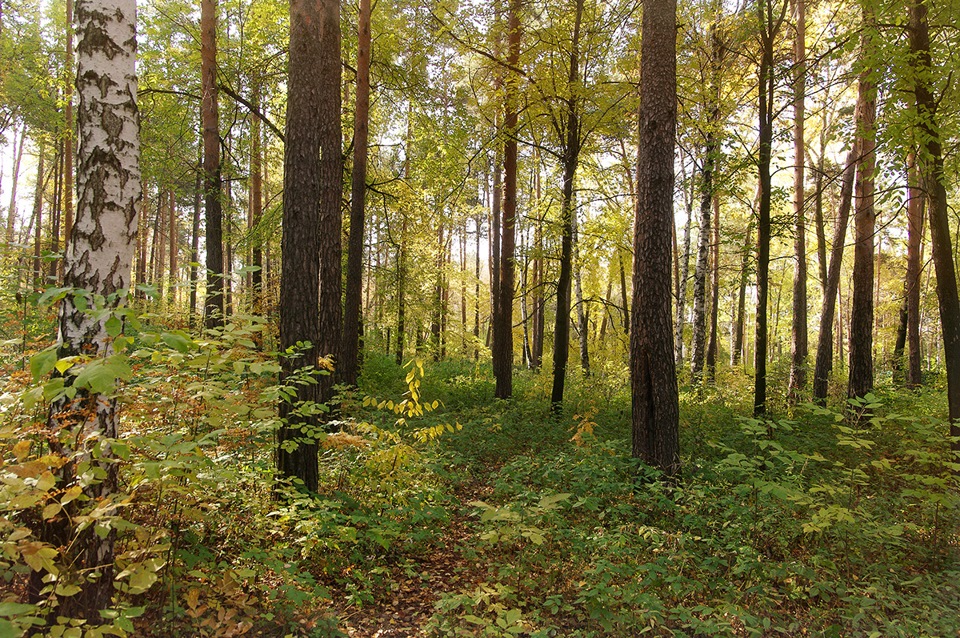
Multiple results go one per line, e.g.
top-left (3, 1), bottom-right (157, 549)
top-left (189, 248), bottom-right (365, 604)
top-left (161, 332), bottom-right (195, 353)
top-left (105, 315), bottom-right (123, 338)
top-left (55, 583), bottom-right (81, 597)
top-left (73, 358), bottom-right (132, 394)
top-left (0, 619), bottom-right (19, 638)
top-left (0, 602), bottom-right (38, 617)
top-left (127, 567), bottom-right (159, 594)
top-left (30, 347), bottom-right (58, 381)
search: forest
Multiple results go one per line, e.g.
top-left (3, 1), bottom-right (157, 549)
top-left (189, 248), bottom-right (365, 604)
top-left (1, 0), bottom-right (959, 634)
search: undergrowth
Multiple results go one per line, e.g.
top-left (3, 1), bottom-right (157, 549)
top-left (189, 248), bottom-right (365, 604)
top-left (0, 302), bottom-right (958, 637)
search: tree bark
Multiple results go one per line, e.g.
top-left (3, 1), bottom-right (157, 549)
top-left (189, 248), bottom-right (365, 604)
top-left (908, 0), bottom-right (960, 448)
top-left (905, 153), bottom-right (924, 387)
top-left (39, 0), bottom-right (140, 616)
top-left (812, 145), bottom-right (858, 402)
top-left (189, 164), bottom-right (201, 323)
top-left (63, 0), bottom-right (75, 249)
top-left (732, 218), bottom-right (752, 367)
top-left (848, 13), bottom-right (876, 401)
top-left (250, 89), bottom-right (263, 318)
top-left (168, 189), bottom-right (177, 303)
top-left (706, 195), bottom-right (721, 379)
top-left (342, 0), bottom-right (371, 385)
top-left (631, 0), bottom-right (679, 476)
top-left (550, 0), bottom-right (584, 410)
top-left (277, 0), bottom-right (342, 492)
top-left (494, 0), bottom-right (521, 399)
top-left (201, 0), bottom-right (224, 329)
top-left (6, 125), bottom-right (24, 243)
top-left (788, 0), bottom-right (808, 402)
top-left (754, 0), bottom-right (785, 416)
top-left (574, 213), bottom-right (590, 376)
top-left (674, 162), bottom-right (693, 365)
top-left (31, 140), bottom-right (46, 287)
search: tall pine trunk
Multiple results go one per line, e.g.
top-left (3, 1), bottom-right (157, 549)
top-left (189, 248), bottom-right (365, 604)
top-left (277, 0), bottom-right (342, 492)
top-left (494, 0), bottom-right (521, 399)
top-left (201, 0), bottom-right (224, 328)
top-left (342, 0), bottom-right (371, 385)
top-left (908, 0), bottom-right (960, 449)
top-left (788, 0), bottom-right (808, 401)
top-left (848, 11), bottom-right (876, 401)
top-left (632, 0), bottom-right (679, 476)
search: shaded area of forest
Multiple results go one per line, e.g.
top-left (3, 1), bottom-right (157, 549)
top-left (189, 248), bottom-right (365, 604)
top-left (2, 314), bottom-right (958, 635)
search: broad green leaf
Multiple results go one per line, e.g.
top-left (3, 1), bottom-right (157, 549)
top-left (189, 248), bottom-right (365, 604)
top-left (161, 332), bottom-right (194, 353)
top-left (30, 347), bottom-right (58, 381)
top-left (105, 315), bottom-right (123, 338)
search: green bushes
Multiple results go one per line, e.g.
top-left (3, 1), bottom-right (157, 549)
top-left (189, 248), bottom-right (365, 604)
top-left (2, 302), bottom-right (958, 636)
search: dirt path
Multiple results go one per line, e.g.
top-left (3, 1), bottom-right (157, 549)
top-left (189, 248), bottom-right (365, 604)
top-left (334, 481), bottom-right (492, 637)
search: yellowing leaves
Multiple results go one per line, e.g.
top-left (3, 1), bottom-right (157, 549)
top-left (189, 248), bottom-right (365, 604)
top-left (320, 432), bottom-right (370, 450)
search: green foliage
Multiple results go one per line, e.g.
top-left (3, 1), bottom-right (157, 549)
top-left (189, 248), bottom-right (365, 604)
top-left (2, 294), bottom-right (958, 636)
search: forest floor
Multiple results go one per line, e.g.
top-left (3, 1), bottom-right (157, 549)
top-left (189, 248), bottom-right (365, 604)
top-left (4, 341), bottom-right (960, 637)
top-left (331, 475), bottom-right (494, 637)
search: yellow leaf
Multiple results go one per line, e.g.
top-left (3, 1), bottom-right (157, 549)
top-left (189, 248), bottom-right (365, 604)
top-left (36, 471), bottom-right (57, 492)
top-left (13, 440), bottom-right (31, 461)
top-left (61, 485), bottom-right (82, 505)
top-left (185, 587), bottom-right (201, 610)
top-left (42, 503), bottom-right (62, 520)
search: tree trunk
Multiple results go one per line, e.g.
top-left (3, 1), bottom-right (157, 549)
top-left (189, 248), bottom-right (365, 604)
top-left (706, 195), bottom-right (721, 380)
top-left (475, 214), bottom-right (482, 360)
top-left (277, 0), bottom-right (342, 493)
top-left (550, 0), bottom-right (584, 410)
top-left (63, 0), bottom-right (75, 249)
top-left (494, 0), bottom-right (521, 399)
top-left (342, 0), bottom-right (371, 385)
top-left (532, 161), bottom-right (545, 366)
top-left (189, 165), bottom-right (201, 323)
top-left (49, 143), bottom-right (63, 281)
top-left (674, 163), bottom-right (693, 365)
top-left (6, 125), bottom-right (24, 243)
top-left (574, 213), bottom-right (590, 376)
top-left (32, 140), bottom-right (46, 287)
top-left (812, 145), bottom-right (858, 402)
top-left (250, 90), bottom-right (263, 318)
top-left (905, 153), bottom-right (924, 387)
top-left (201, 0), bottom-right (224, 328)
top-left (39, 0), bottom-right (140, 616)
top-left (754, 0), bottom-right (784, 416)
top-left (691, 145), bottom-right (714, 382)
top-left (908, 0), bottom-right (960, 449)
top-left (632, 0), bottom-right (679, 476)
top-left (432, 223), bottom-right (445, 359)
top-left (788, 0), bottom-right (808, 402)
top-left (848, 14), bottom-right (876, 401)
top-left (732, 218), bottom-right (752, 367)
top-left (168, 189), bottom-right (177, 303)
top-left (619, 249), bottom-right (629, 335)
top-left (813, 141), bottom-right (828, 288)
